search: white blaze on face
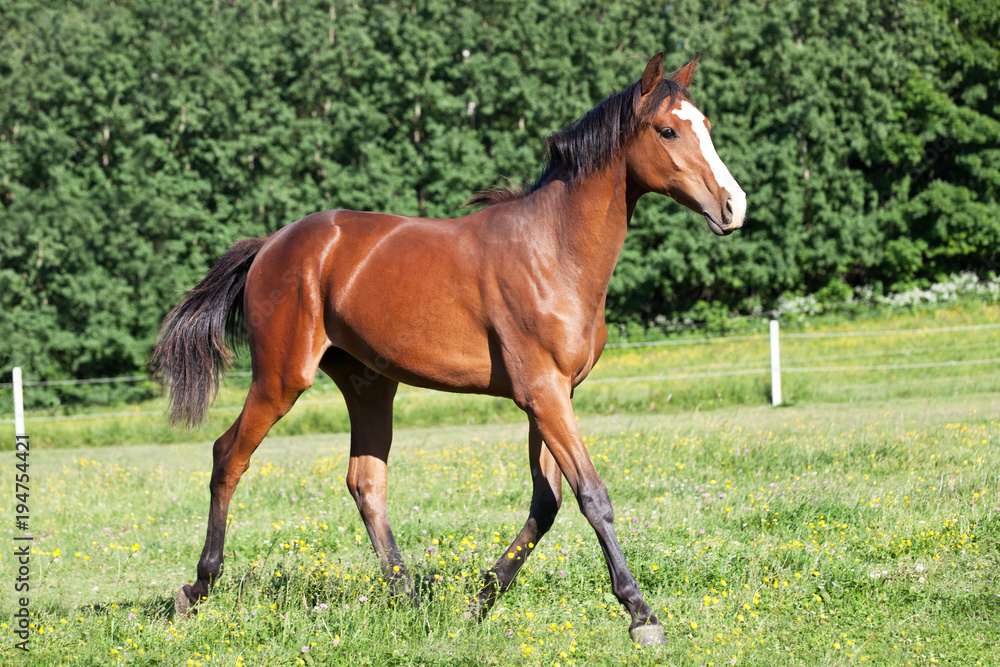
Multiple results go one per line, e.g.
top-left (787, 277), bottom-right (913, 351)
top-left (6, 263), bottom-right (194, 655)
top-left (671, 101), bottom-right (746, 228)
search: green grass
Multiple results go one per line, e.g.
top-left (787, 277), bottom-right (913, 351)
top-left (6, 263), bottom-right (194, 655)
top-left (1, 302), bottom-right (998, 664)
top-left (2, 393), bottom-right (999, 665)
top-left (3, 302), bottom-right (999, 449)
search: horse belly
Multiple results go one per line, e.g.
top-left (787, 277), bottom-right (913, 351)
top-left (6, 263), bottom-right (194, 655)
top-left (332, 302), bottom-right (498, 394)
top-left (321, 220), bottom-right (503, 395)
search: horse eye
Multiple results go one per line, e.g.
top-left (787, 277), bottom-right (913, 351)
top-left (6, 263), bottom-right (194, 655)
top-left (660, 127), bottom-right (676, 139)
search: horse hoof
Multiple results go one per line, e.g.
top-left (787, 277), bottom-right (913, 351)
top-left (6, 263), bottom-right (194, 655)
top-left (461, 603), bottom-right (482, 622)
top-left (388, 579), bottom-right (420, 608)
top-left (630, 623), bottom-right (667, 646)
top-left (462, 598), bottom-right (486, 623)
top-left (174, 585), bottom-right (198, 618)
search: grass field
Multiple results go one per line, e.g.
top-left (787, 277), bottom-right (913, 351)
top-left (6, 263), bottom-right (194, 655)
top-left (1, 303), bottom-right (999, 665)
top-left (2, 398), bottom-right (999, 664)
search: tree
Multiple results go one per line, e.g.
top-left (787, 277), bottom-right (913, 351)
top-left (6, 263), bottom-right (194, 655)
top-left (1, 0), bottom-right (996, 407)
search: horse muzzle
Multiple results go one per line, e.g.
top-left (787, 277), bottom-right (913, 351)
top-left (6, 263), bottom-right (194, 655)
top-left (706, 192), bottom-right (746, 236)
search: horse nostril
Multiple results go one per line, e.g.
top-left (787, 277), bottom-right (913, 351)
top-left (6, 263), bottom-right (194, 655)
top-left (725, 198), bottom-right (734, 215)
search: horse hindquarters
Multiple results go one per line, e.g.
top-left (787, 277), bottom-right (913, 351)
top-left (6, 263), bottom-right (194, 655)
top-left (176, 237), bottom-right (333, 613)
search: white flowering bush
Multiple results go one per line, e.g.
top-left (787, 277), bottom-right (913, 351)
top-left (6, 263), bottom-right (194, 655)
top-left (776, 272), bottom-right (1000, 318)
top-left (876, 272), bottom-right (1000, 308)
top-left (775, 294), bottom-right (823, 317)
top-left (624, 273), bottom-right (999, 341)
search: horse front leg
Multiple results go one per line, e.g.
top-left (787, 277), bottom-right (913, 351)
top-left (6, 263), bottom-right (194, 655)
top-left (520, 378), bottom-right (666, 645)
top-left (466, 421), bottom-right (562, 619)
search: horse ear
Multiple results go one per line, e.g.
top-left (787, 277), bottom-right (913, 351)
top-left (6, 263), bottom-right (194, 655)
top-left (671, 51), bottom-right (700, 88)
top-left (640, 51), bottom-right (664, 96)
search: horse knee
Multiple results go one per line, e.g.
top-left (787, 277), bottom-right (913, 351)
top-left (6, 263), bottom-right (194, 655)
top-left (576, 481), bottom-right (613, 526)
top-left (345, 467), bottom-right (361, 501)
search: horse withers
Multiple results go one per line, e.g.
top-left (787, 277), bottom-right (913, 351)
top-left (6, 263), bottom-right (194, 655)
top-left (153, 51), bottom-right (745, 645)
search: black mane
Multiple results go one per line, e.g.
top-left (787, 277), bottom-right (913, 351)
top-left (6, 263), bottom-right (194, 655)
top-left (466, 76), bottom-right (689, 207)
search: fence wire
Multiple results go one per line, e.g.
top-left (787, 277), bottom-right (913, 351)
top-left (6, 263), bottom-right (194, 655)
top-left (3, 320), bottom-right (997, 424)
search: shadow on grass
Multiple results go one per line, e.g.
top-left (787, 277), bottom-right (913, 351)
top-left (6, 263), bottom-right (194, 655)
top-left (79, 593), bottom-right (176, 621)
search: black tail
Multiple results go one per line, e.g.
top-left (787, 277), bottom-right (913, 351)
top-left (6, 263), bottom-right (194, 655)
top-left (151, 237), bottom-right (267, 428)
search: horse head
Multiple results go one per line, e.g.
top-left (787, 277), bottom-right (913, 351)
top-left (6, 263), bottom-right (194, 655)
top-left (628, 52), bottom-right (747, 236)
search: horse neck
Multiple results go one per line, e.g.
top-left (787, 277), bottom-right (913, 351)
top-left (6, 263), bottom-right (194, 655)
top-left (533, 160), bottom-right (637, 299)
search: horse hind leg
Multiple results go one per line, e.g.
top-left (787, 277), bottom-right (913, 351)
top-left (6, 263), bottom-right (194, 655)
top-left (176, 370), bottom-right (314, 615)
top-left (466, 421), bottom-right (562, 620)
top-left (322, 352), bottom-right (415, 602)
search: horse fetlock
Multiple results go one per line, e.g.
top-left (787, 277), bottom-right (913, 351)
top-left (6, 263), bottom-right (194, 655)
top-left (197, 556), bottom-right (224, 585)
top-left (386, 570), bottom-right (418, 605)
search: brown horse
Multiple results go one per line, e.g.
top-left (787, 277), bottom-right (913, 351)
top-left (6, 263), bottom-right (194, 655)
top-left (153, 52), bottom-right (745, 644)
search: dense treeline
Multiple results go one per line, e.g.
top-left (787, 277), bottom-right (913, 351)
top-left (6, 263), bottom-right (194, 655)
top-left (1, 0), bottom-right (997, 406)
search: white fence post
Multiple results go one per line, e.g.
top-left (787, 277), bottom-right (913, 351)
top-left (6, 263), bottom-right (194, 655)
top-left (769, 320), bottom-right (782, 406)
top-left (13, 367), bottom-right (25, 437)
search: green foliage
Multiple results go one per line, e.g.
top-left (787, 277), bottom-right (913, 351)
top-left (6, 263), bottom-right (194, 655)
top-left (1, 0), bottom-right (997, 406)
top-left (611, 0), bottom-right (1000, 319)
